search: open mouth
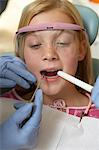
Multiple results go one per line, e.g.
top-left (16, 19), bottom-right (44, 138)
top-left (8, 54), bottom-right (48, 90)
top-left (40, 69), bottom-right (62, 77)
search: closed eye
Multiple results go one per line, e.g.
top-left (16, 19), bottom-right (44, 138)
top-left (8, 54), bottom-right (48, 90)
top-left (30, 43), bottom-right (42, 49)
top-left (57, 42), bottom-right (70, 46)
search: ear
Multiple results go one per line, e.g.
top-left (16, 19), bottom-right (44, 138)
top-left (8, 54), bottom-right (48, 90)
top-left (78, 40), bottom-right (86, 61)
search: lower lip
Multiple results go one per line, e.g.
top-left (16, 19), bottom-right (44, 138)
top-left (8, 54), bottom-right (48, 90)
top-left (43, 75), bottom-right (60, 82)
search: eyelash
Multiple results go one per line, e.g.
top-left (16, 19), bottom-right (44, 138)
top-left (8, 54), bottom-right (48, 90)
top-left (30, 44), bottom-right (42, 49)
top-left (56, 42), bottom-right (70, 47)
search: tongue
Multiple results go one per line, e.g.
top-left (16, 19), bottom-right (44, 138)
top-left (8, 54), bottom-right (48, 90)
top-left (45, 71), bottom-right (57, 76)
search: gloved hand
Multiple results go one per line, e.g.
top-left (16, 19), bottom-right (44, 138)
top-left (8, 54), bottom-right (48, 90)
top-left (91, 76), bottom-right (99, 108)
top-left (0, 55), bottom-right (36, 88)
top-left (0, 89), bottom-right (43, 150)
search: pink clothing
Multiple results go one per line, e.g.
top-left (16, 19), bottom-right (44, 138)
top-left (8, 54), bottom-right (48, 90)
top-left (1, 88), bottom-right (99, 119)
top-left (49, 99), bottom-right (99, 118)
top-left (1, 89), bottom-right (22, 101)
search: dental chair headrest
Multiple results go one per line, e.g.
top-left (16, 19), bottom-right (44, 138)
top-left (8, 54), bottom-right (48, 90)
top-left (76, 5), bottom-right (99, 45)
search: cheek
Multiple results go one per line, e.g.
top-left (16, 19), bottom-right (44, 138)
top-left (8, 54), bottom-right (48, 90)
top-left (24, 50), bottom-right (39, 74)
top-left (62, 51), bottom-right (79, 75)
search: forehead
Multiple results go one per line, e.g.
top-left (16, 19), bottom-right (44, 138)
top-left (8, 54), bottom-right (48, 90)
top-left (29, 8), bottom-right (73, 25)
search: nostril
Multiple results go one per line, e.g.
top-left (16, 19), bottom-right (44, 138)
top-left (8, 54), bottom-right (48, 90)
top-left (43, 57), bottom-right (57, 61)
top-left (52, 57), bottom-right (57, 60)
top-left (43, 58), bottom-right (47, 61)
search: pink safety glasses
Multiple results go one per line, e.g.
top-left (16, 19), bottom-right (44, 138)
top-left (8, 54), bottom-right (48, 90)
top-left (16, 23), bottom-right (86, 35)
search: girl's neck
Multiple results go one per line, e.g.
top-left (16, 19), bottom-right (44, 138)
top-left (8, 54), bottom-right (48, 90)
top-left (43, 87), bottom-right (89, 107)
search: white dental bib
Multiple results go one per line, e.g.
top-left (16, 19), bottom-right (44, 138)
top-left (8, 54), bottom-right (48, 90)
top-left (0, 97), bottom-right (99, 150)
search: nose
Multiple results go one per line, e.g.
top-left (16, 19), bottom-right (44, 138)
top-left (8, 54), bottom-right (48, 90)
top-left (42, 46), bottom-right (59, 61)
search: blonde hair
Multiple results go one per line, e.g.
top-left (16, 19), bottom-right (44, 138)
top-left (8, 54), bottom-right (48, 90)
top-left (15, 0), bottom-right (94, 90)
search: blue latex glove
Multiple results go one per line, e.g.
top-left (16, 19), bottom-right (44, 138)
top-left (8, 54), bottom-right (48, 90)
top-left (0, 89), bottom-right (43, 150)
top-left (0, 55), bottom-right (36, 88)
top-left (91, 76), bottom-right (99, 108)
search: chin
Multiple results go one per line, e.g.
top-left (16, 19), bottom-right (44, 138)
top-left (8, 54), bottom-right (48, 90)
top-left (42, 85), bottom-right (62, 96)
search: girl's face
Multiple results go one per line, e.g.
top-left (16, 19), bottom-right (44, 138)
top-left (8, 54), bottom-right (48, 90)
top-left (24, 9), bottom-right (85, 96)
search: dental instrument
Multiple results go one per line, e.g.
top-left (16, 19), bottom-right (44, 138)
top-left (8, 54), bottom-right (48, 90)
top-left (57, 71), bottom-right (93, 93)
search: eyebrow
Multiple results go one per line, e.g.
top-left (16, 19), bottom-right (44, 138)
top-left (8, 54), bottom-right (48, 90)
top-left (58, 30), bottom-right (76, 36)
